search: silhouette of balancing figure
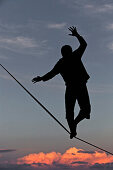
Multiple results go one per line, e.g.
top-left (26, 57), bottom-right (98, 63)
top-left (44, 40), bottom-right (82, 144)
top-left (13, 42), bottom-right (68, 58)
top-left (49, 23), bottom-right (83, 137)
top-left (32, 26), bottom-right (91, 139)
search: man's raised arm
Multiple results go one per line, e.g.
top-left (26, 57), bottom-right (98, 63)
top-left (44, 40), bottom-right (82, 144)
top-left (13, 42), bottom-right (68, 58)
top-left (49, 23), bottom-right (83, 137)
top-left (68, 26), bottom-right (87, 56)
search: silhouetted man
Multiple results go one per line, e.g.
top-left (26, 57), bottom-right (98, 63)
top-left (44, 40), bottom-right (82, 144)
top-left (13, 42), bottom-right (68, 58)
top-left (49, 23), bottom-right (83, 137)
top-left (32, 26), bottom-right (91, 139)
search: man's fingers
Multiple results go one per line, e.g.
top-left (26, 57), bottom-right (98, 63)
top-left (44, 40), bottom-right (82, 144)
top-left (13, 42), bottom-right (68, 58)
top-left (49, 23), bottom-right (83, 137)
top-left (68, 27), bottom-right (73, 31)
top-left (32, 79), bottom-right (34, 82)
top-left (32, 78), bottom-right (37, 83)
top-left (68, 26), bottom-right (76, 31)
top-left (32, 80), bottom-right (37, 83)
top-left (68, 28), bottom-right (72, 32)
top-left (70, 26), bottom-right (74, 29)
top-left (68, 27), bottom-right (74, 31)
top-left (70, 26), bottom-right (74, 30)
top-left (72, 26), bottom-right (76, 29)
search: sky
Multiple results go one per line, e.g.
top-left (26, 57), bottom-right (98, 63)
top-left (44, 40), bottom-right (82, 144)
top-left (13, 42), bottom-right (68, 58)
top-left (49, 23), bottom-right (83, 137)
top-left (0, 0), bottom-right (113, 169)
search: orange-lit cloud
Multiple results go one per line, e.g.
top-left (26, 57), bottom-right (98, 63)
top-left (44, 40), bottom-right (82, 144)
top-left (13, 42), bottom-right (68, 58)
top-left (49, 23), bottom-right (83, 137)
top-left (17, 147), bottom-right (113, 169)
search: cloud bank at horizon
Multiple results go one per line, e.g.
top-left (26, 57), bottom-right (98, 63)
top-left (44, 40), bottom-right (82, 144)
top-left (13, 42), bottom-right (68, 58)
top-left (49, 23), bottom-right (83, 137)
top-left (17, 147), bottom-right (113, 169)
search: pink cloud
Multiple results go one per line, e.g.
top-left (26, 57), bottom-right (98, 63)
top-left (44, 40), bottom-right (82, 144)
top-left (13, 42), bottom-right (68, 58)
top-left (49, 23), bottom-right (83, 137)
top-left (17, 147), bottom-right (113, 169)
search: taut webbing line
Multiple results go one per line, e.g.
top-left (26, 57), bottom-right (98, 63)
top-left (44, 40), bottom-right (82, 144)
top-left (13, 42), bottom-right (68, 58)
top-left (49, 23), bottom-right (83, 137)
top-left (1, 63), bottom-right (113, 156)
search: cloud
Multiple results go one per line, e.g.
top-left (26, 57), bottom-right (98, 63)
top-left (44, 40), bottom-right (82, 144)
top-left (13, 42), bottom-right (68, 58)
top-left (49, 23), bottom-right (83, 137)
top-left (71, 161), bottom-right (88, 165)
top-left (107, 23), bottom-right (113, 30)
top-left (98, 4), bottom-right (113, 13)
top-left (90, 162), bottom-right (113, 169)
top-left (47, 23), bottom-right (66, 29)
top-left (77, 150), bottom-right (95, 154)
top-left (0, 20), bottom-right (53, 56)
top-left (0, 36), bottom-right (39, 55)
top-left (0, 164), bottom-right (32, 170)
top-left (0, 149), bottom-right (16, 153)
top-left (0, 36), bottom-right (51, 56)
top-left (0, 73), bottom-right (13, 80)
top-left (108, 42), bottom-right (113, 51)
top-left (84, 3), bottom-right (113, 13)
top-left (0, 22), bottom-right (20, 33)
top-left (0, 36), bottom-right (37, 48)
top-left (0, 149), bottom-right (113, 170)
top-left (59, 0), bottom-right (113, 14)
top-left (0, 149), bottom-right (16, 160)
top-left (17, 147), bottom-right (113, 169)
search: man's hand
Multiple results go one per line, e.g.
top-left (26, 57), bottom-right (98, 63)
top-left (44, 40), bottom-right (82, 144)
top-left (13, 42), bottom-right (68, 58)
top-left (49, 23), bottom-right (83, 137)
top-left (32, 76), bottom-right (42, 83)
top-left (68, 26), bottom-right (79, 37)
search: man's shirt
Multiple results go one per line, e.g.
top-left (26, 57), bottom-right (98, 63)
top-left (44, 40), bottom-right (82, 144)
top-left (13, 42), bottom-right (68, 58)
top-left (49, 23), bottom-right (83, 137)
top-left (42, 36), bottom-right (90, 86)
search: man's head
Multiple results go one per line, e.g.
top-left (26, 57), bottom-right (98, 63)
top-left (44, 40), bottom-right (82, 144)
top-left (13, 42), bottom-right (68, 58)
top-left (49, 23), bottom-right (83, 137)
top-left (61, 45), bottom-right (72, 58)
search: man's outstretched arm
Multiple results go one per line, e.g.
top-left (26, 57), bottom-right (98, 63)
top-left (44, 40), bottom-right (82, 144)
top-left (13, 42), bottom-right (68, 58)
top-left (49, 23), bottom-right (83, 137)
top-left (32, 62), bottom-right (60, 83)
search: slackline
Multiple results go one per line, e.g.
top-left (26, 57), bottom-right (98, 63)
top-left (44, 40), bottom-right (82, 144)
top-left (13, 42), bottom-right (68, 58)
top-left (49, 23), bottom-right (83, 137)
top-left (0, 63), bottom-right (113, 156)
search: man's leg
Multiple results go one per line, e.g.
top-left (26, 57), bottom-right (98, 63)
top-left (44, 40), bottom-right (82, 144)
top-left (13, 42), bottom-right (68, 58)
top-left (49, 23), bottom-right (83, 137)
top-left (65, 86), bottom-right (77, 138)
top-left (74, 84), bottom-right (91, 125)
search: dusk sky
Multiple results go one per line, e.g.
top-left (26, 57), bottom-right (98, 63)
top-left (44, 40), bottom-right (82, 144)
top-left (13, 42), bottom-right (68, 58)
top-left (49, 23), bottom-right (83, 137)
top-left (0, 0), bottom-right (113, 169)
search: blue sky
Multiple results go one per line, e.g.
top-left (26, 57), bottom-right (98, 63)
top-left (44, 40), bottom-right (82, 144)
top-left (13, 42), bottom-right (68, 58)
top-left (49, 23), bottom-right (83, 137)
top-left (0, 0), bottom-right (113, 169)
